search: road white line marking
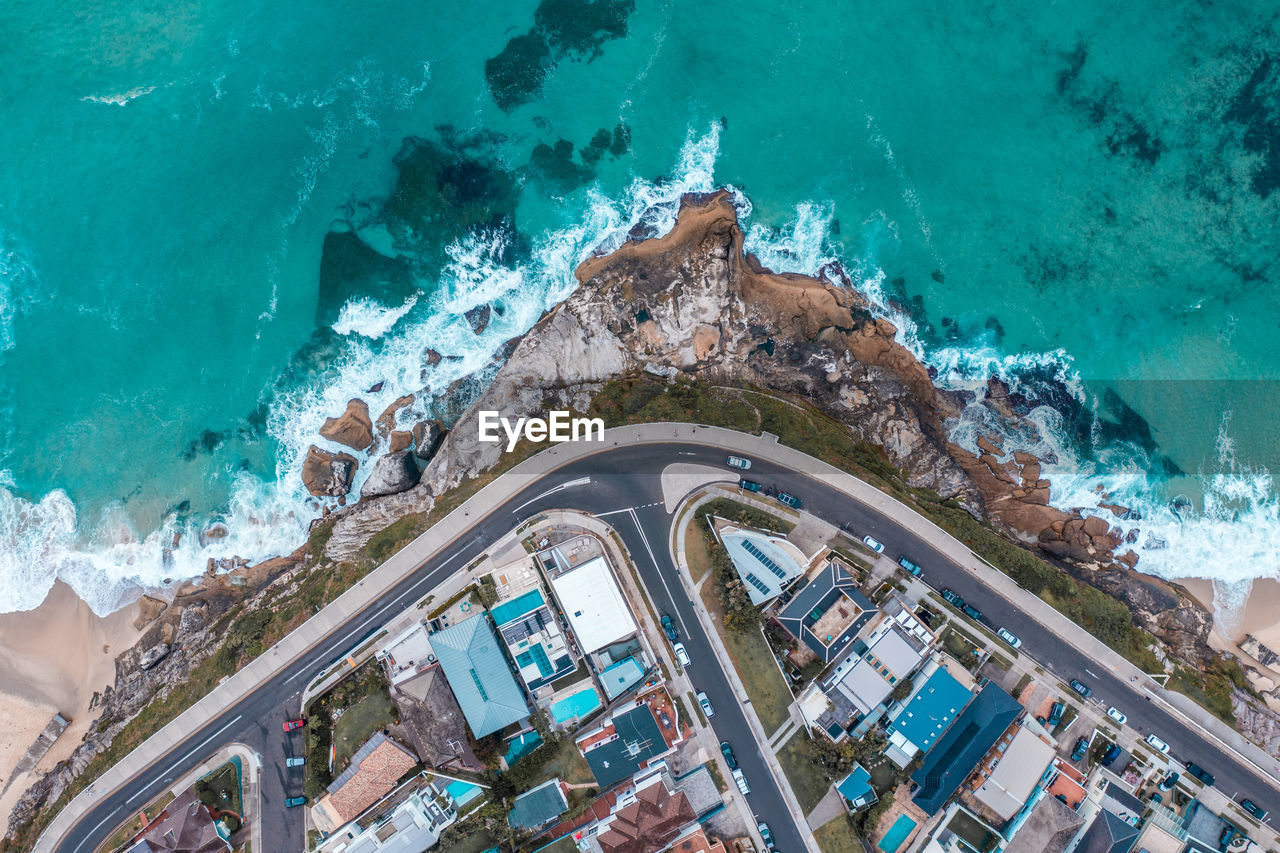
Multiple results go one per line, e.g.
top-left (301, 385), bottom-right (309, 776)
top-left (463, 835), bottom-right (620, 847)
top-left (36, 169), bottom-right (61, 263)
top-left (1085, 669), bottom-right (1098, 678)
top-left (76, 811), bottom-right (122, 853)
top-left (628, 509), bottom-right (690, 636)
top-left (168, 715), bottom-right (243, 772)
top-left (511, 477), bottom-right (592, 513)
top-left (595, 506), bottom-right (634, 517)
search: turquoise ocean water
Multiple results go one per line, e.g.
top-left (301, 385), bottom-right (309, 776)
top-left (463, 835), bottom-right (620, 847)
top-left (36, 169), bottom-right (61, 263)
top-left (1, 0), bottom-right (1278, 615)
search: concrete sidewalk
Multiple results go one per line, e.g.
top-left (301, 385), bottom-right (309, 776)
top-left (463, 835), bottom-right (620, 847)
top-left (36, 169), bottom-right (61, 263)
top-left (37, 422), bottom-right (1280, 851)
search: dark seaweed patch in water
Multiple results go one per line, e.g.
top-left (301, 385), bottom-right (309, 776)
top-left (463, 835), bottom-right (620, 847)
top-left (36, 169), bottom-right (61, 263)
top-left (182, 429), bottom-right (229, 461)
top-left (530, 138), bottom-right (595, 192)
top-left (1225, 54), bottom-right (1280, 198)
top-left (486, 0), bottom-right (636, 111)
top-left (382, 130), bottom-right (520, 267)
top-left (316, 229), bottom-right (416, 326)
top-left (1053, 44), bottom-right (1165, 167)
top-left (1106, 113), bottom-right (1165, 166)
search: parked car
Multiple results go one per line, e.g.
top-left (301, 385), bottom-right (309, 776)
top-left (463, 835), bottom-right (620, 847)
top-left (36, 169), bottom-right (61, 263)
top-left (1106, 706), bottom-right (1127, 725)
top-left (1048, 702), bottom-right (1065, 726)
top-left (862, 535), bottom-right (884, 553)
top-left (733, 768), bottom-right (751, 795)
top-left (1145, 733), bottom-right (1170, 754)
top-left (1159, 772), bottom-right (1180, 792)
top-left (727, 455), bottom-right (752, 470)
top-left (660, 614), bottom-right (679, 642)
top-left (758, 822), bottom-right (777, 852)
top-left (285, 757), bottom-right (305, 767)
top-left (997, 628), bottom-right (1022, 648)
top-left (774, 491), bottom-right (803, 509)
top-left (282, 718), bottom-right (305, 732)
top-left (285, 796), bottom-right (308, 808)
top-left (1242, 799), bottom-right (1269, 821)
top-left (672, 642), bottom-right (691, 667)
top-left (1071, 737), bottom-right (1089, 762)
top-left (697, 691), bottom-right (714, 718)
top-left (1185, 762), bottom-right (1215, 786)
top-left (720, 741), bottom-right (738, 770)
top-left (1069, 679), bottom-right (1092, 698)
top-left (961, 604), bottom-right (983, 622)
top-left (897, 557), bottom-right (923, 577)
top-left (941, 588), bottom-right (965, 607)
top-left (1101, 744), bottom-right (1123, 766)
top-left (739, 479), bottom-right (763, 493)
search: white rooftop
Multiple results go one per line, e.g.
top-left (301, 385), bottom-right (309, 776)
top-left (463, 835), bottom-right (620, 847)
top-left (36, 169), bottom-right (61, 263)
top-left (550, 555), bottom-right (637, 653)
top-left (974, 727), bottom-right (1056, 821)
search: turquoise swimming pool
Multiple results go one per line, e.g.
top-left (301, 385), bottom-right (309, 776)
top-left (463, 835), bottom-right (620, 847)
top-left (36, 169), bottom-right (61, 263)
top-left (878, 815), bottom-right (917, 853)
top-left (504, 730), bottom-right (543, 764)
top-left (445, 779), bottom-right (483, 807)
top-left (550, 686), bottom-right (602, 723)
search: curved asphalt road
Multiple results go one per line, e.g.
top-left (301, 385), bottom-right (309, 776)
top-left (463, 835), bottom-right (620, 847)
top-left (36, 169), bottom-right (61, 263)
top-left (53, 442), bottom-right (1280, 853)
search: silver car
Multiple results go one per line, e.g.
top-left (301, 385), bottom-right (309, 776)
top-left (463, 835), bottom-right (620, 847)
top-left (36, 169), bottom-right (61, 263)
top-left (727, 455), bottom-right (752, 470)
top-left (697, 691), bottom-right (714, 718)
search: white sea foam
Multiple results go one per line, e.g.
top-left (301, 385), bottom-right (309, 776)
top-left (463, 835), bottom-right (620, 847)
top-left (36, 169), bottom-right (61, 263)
top-left (332, 295), bottom-right (420, 339)
top-left (79, 86), bottom-right (157, 106)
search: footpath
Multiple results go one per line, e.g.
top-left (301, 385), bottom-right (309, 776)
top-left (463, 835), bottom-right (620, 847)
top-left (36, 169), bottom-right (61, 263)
top-left (36, 423), bottom-right (1280, 851)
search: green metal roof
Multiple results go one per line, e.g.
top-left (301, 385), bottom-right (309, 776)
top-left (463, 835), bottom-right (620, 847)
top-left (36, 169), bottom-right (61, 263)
top-left (432, 615), bottom-right (530, 737)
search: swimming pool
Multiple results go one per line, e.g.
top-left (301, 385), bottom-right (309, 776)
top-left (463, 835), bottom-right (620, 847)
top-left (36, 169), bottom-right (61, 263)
top-left (550, 686), bottom-right (602, 723)
top-left (504, 730), bottom-right (543, 764)
top-left (445, 779), bottom-right (483, 807)
top-left (878, 815), bottom-right (917, 853)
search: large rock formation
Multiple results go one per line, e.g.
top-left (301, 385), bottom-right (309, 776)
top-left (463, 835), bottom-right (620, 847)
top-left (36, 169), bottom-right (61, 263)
top-left (360, 450), bottom-right (421, 498)
top-left (319, 399), bottom-right (374, 451)
top-left (301, 446), bottom-right (358, 497)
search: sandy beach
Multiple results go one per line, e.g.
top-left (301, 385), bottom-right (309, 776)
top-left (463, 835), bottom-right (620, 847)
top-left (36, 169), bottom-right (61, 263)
top-left (0, 582), bottom-right (143, 820)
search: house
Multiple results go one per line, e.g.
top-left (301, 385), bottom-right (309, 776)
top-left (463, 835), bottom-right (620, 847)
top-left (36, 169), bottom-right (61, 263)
top-left (510, 779), bottom-right (570, 832)
top-left (775, 556), bottom-right (874, 662)
top-left (311, 733), bottom-right (420, 834)
top-left (492, 588), bottom-right (577, 690)
top-left (972, 726), bottom-right (1057, 822)
top-left (316, 775), bottom-right (459, 853)
top-left (577, 704), bottom-right (673, 789)
top-left (884, 661), bottom-right (973, 766)
top-left (592, 773), bottom-right (697, 853)
top-left (1002, 795), bottom-right (1086, 853)
top-left (667, 828), bottom-right (728, 853)
top-left (550, 556), bottom-right (638, 653)
top-left (718, 529), bottom-right (808, 605)
top-left (911, 683), bottom-right (1022, 816)
top-left (431, 614), bottom-right (530, 738)
top-left (835, 764), bottom-right (878, 811)
top-left (131, 789), bottom-right (230, 853)
top-left (1071, 810), bottom-right (1140, 853)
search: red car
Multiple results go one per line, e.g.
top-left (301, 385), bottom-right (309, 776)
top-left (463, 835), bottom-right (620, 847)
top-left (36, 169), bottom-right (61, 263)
top-left (282, 718), bottom-right (305, 732)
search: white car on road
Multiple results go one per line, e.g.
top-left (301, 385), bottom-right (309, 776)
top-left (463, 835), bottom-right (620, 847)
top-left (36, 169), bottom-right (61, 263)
top-left (1107, 706), bottom-right (1127, 725)
top-left (726, 455), bottom-right (752, 470)
top-left (862, 535), bottom-right (885, 553)
top-left (673, 642), bottom-right (691, 667)
top-left (996, 628), bottom-right (1022, 648)
top-left (1146, 733), bottom-right (1170, 754)
top-left (697, 691), bottom-right (714, 718)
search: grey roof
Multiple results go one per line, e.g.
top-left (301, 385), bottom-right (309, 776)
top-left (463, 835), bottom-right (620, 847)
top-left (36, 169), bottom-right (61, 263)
top-left (836, 658), bottom-right (894, 715)
top-left (508, 779), bottom-right (569, 830)
top-left (581, 705), bottom-right (668, 788)
top-left (431, 615), bottom-right (530, 737)
top-left (775, 561), bottom-right (874, 662)
top-left (871, 626), bottom-right (926, 677)
top-left (674, 765), bottom-right (723, 817)
top-left (911, 683), bottom-right (1022, 815)
top-left (1075, 810), bottom-right (1140, 853)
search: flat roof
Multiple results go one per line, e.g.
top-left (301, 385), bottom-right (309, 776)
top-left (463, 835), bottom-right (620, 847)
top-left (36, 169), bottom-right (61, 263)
top-left (579, 704), bottom-right (667, 788)
top-left (868, 625), bottom-right (925, 678)
top-left (836, 658), bottom-right (894, 715)
top-left (551, 556), bottom-right (637, 653)
top-left (491, 588), bottom-right (546, 625)
top-left (974, 727), bottom-right (1057, 820)
top-left (888, 666), bottom-right (973, 753)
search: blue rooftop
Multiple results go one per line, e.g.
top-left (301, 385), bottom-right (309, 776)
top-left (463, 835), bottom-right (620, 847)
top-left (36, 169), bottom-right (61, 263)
top-left (432, 615), bottom-right (530, 737)
top-left (836, 764), bottom-right (878, 809)
top-left (911, 683), bottom-right (1021, 815)
top-left (887, 667), bottom-right (973, 753)
top-left (598, 656), bottom-right (646, 700)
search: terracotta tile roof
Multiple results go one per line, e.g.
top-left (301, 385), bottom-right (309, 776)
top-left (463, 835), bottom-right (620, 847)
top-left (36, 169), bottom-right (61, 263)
top-left (326, 734), bottom-right (419, 823)
top-left (668, 828), bottom-right (727, 853)
top-left (597, 783), bottom-right (695, 853)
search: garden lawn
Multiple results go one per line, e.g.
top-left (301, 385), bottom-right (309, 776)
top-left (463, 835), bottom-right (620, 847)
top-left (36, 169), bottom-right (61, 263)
top-left (814, 816), bottom-right (860, 853)
top-left (776, 731), bottom-right (834, 814)
top-left (684, 517), bottom-right (714, 582)
top-left (699, 583), bottom-right (792, 733)
top-left (332, 692), bottom-right (397, 769)
top-left (528, 735), bottom-right (595, 788)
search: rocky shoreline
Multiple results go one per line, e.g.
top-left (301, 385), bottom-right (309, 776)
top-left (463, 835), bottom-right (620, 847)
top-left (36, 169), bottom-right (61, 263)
top-left (9, 189), bottom-right (1280, 840)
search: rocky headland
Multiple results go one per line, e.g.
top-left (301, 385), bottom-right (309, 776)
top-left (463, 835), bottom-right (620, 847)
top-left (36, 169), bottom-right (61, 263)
top-left (9, 190), bottom-right (1278, 841)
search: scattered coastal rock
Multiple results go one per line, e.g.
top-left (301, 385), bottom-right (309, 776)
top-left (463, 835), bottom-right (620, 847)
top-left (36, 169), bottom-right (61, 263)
top-left (301, 446), bottom-right (358, 497)
top-left (360, 450), bottom-right (421, 498)
top-left (465, 304), bottom-right (492, 335)
top-left (319, 399), bottom-right (374, 451)
top-left (1242, 635), bottom-right (1280, 670)
top-left (411, 420), bottom-right (447, 462)
top-left (388, 430), bottom-right (413, 453)
top-left (137, 643), bottom-right (169, 671)
top-left (375, 395), bottom-right (415, 439)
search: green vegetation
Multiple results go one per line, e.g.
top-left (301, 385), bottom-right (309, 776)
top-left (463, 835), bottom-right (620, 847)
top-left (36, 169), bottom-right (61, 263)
top-left (695, 496), bottom-right (795, 535)
top-left (683, 516), bottom-right (715, 582)
top-left (194, 761), bottom-right (242, 817)
top-left (945, 808), bottom-right (1002, 853)
top-left (93, 791), bottom-right (174, 853)
top-left (814, 816), bottom-right (862, 853)
top-left (474, 574), bottom-right (499, 607)
top-left (777, 732), bottom-right (837, 813)
top-left (698, 582), bottom-right (792, 732)
top-left (304, 662), bottom-right (394, 799)
top-left (941, 626), bottom-right (982, 670)
top-left (590, 376), bottom-right (759, 433)
top-left (852, 791), bottom-right (897, 838)
top-left (1168, 658), bottom-right (1254, 723)
top-left (332, 692), bottom-right (397, 767)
